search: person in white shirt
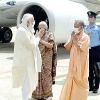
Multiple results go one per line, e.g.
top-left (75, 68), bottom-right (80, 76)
top-left (12, 13), bottom-right (42, 100)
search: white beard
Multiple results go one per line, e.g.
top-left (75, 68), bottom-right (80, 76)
top-left (28, 25), bottom-right (35, 34)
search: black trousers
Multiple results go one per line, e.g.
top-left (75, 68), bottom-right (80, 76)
top-left (89, 46), bottom-right (100, 90)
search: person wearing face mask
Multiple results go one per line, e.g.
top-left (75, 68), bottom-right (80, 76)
top-left (12, 13), bottom-right (42, 100)
top-left (60, 20), bottom-right (90, 100)
top-left (32, 21), bottom-right (57, 100)
top-left (85, 11), bottom-right (100, 93)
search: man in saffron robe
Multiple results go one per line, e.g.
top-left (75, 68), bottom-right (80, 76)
top-left (60, 20), bottom-right (90, 100)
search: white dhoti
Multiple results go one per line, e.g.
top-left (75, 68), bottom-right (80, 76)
top-left (21, 72), bottom-right (30, 100)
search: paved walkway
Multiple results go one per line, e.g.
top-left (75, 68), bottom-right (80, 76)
top-left (0, 43), bottom-right (100, 100)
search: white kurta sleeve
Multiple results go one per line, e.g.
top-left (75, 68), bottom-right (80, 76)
top-left (35, 37), bottom-right (40, 45)
top-left (19, 30), bottom-right (40, 51)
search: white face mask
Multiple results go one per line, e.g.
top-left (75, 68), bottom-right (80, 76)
top-left (32, 21), bottom-right (35, 27)
top-left (73, 27), bottom-right (80, 34)
top-left (88, 18), bottom-right (95, 23)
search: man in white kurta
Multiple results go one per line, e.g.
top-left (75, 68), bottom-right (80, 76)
top-left (12, 13), bottom-right (42, 100)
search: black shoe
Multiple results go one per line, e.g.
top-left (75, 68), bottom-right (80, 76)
top-left (93, 89), bottom-right (98, 93)
top-left (89, 88), bottom-right (94, 91)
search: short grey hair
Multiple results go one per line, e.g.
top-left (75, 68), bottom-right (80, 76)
top-left (38, 21), bottom-right (48, 30)
top-left (75, 20), bottom-right (85, 28)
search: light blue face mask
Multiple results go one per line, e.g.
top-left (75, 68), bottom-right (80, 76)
top-left (88, 18), bottom-right (95, 23)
